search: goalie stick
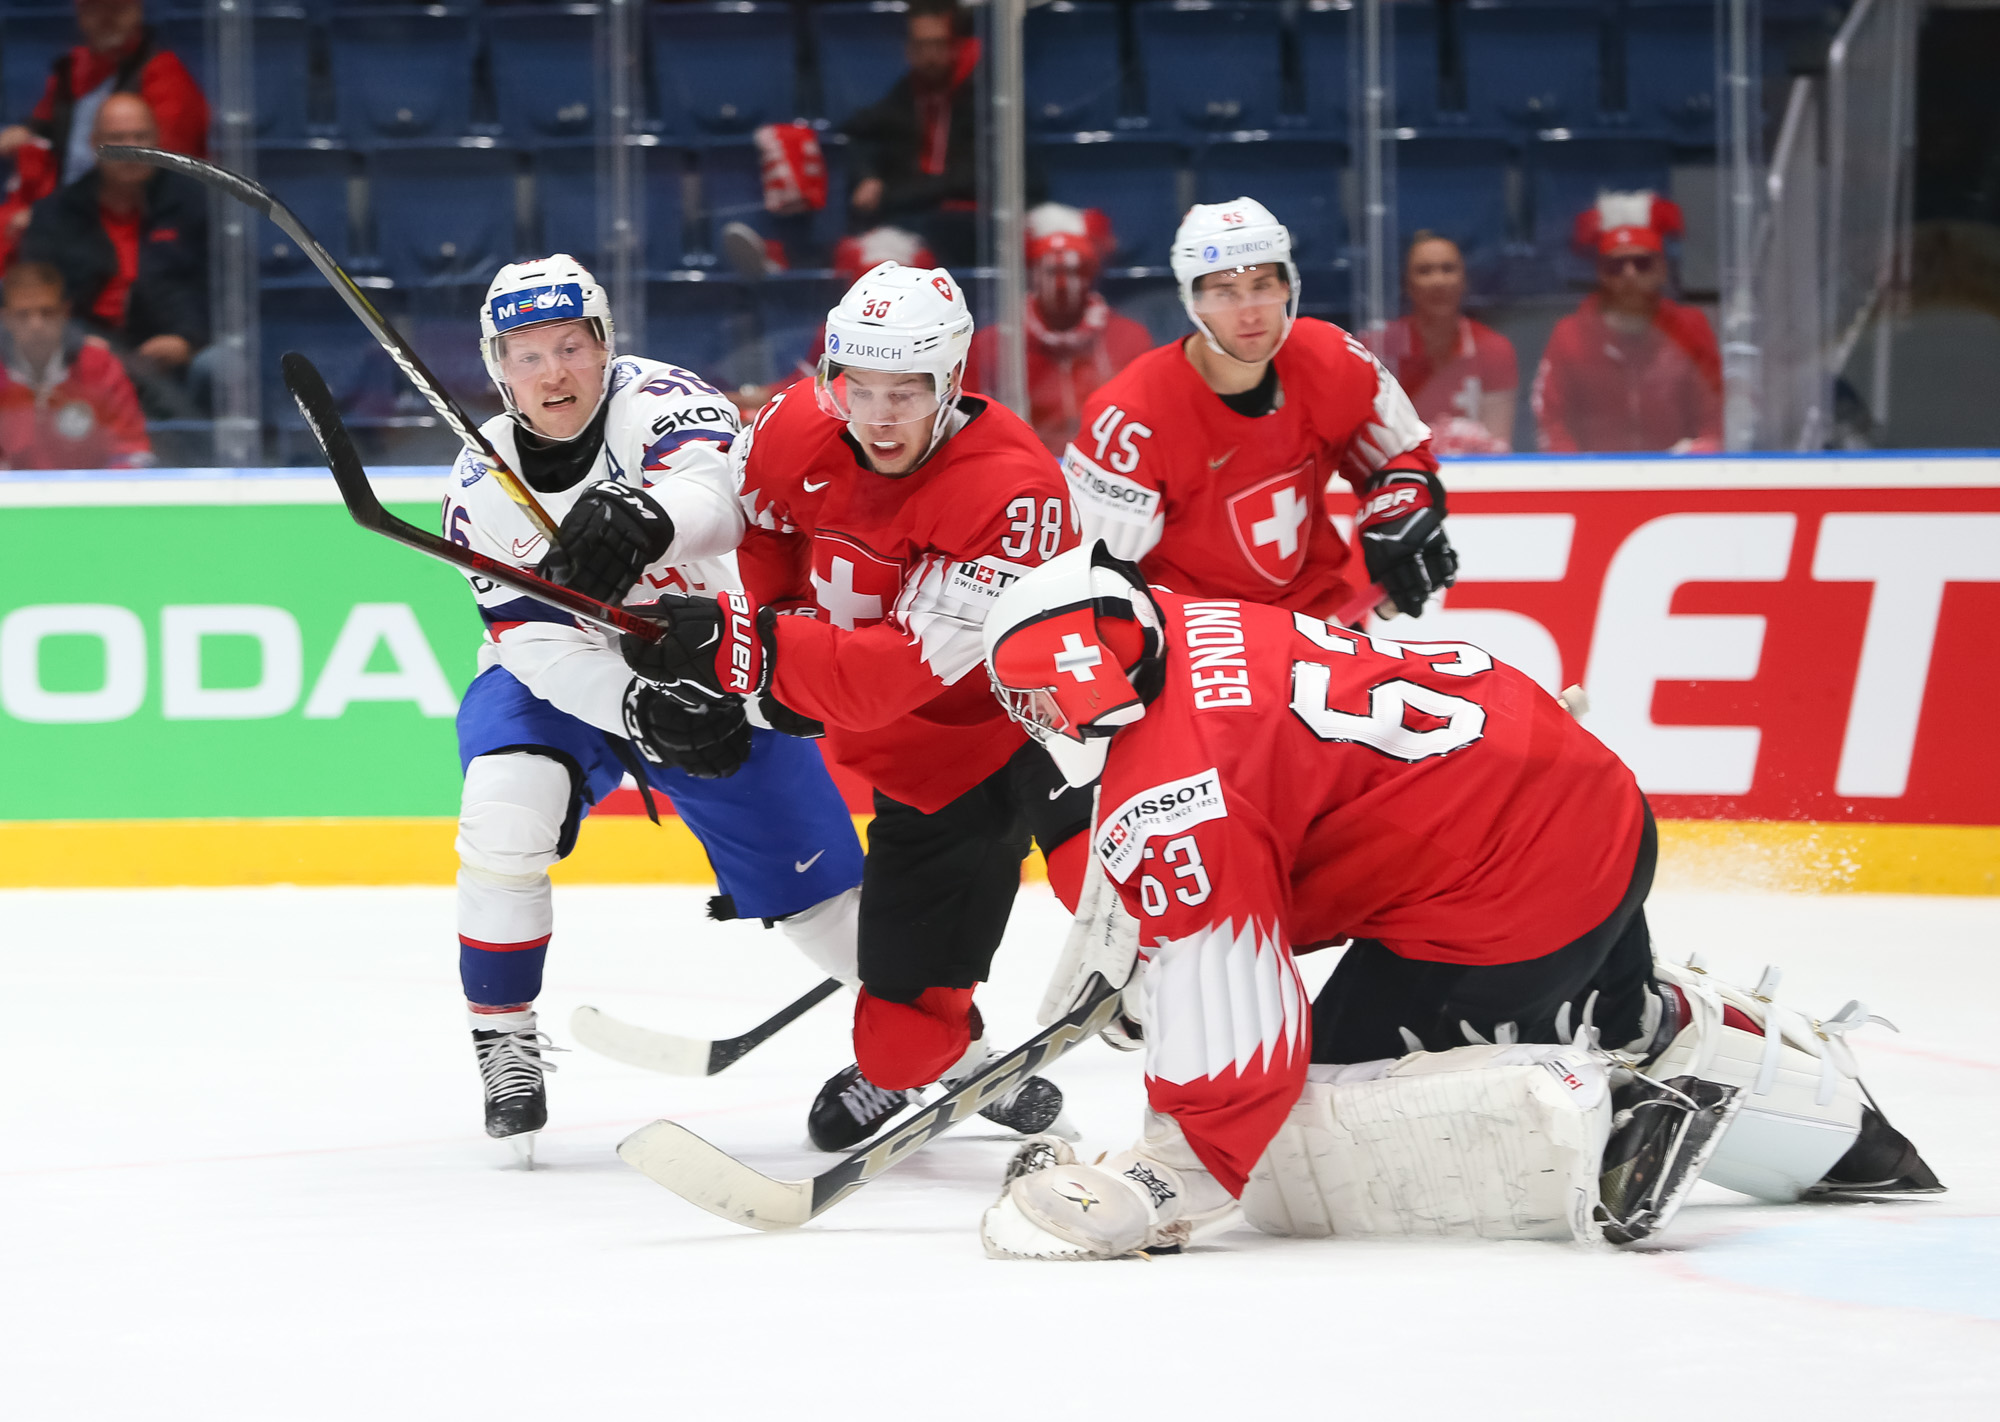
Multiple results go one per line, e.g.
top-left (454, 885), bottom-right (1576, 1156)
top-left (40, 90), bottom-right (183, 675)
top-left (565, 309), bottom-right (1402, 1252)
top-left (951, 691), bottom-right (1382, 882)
top-left (617, 974), bottom-right (1123, 1230)
top-left (102, 145), bottom-right (563, 545)
top-left (572, 978), bottom-right (844, 1077)
top-left (282, 351), bottom-right (663, 642)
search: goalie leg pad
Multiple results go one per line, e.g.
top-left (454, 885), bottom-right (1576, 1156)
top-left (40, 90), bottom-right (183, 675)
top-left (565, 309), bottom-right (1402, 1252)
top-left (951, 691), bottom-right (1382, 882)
top-left (1242, 1045), bottom-right (1613, 1243)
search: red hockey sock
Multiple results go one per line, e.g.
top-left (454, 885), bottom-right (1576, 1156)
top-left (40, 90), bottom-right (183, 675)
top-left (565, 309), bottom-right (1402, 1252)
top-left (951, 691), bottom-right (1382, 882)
top-left (854, 985), bottom-right (977, 1089)
top-left (1043, 831), bottom-right (1088, 915)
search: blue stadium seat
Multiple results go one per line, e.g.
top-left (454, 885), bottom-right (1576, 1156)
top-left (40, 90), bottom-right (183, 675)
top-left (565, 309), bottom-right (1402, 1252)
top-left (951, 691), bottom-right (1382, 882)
top-left (329, 8), bottom-right (478, 146)
top-left (691, 139), bottom-right (847, 273)
top-left (1134, 1), bottom-right (1283, 135)
top-left (531, 145), bottom-right (603, 268)
top-left (647, 277), bottom-right (756, 381)
top-left (1459, 1), bottom-right (1606, 132)
top-left (1623, 1), bottom-right (1715, 140)
top-left (651, 2), bottom-right (799, 137)
top-left (156, 10), bottom-right (314, 146)
top-left (366, 144), bottom-right (521, 286)
top-left (1033, 138), bottom-right (1185, 266)
top-left (1391, 0), bottom-right (1445, 129)
top-left (753, 276), bottom-right (841, 382)
top-left (809, 1), bottom-right (910, 127)
top-left (256, 145), bottom-right (355, 280)
top-left (2, 11), bottom-right (78, 122)
top-left (1193, 138), bottom-right (1346, 263)
top-left (487, 7), bottom-right (599, 144)
top-left (1526, 136), bottom-right (1672, 257)
top-left (1395, 135), bottom-right (1514, 261)
top-left (1296, 0), bottom-right (1351, 135)
top-left (261, 285), bottom-right (400, 427)
top-left (1026, 1), bottom-right (1121, 133)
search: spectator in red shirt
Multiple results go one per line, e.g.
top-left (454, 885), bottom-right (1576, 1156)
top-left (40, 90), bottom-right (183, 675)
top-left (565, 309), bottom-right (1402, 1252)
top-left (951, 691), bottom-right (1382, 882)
top-left (965, 203), bottom-right (1154, 454)
top-left (0, 0), bottom-right (209, 264)
top-left (1368, 231), bottom-right (1517, 453)
top-left (1533, 195), bottom-right (1722, 453)
top-left (0, 260), bottom-right (150, 469)
top-left (19, 93), bottom-right (208, 418)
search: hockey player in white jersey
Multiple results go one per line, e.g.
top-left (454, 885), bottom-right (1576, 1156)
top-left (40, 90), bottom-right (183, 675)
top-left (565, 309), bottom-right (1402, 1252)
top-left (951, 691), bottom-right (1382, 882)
top-left (442, 256), bottom-right (865, 1156)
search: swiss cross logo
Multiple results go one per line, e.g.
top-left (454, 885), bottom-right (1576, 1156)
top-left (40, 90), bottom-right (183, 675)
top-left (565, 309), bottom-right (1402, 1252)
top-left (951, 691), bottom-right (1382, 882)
top-left (809, 534), bottom-right (903, 630)
top-left (1225, 462), bottom-right (1317, 586)
top-left (1054, 633), bottom-right (1102, 682)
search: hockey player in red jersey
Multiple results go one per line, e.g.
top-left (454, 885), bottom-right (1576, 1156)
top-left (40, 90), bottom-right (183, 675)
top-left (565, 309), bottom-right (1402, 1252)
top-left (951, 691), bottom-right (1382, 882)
top-left (973, 546), bottom-right (1939, 1258)
top-left (1066, 198), bottom-right (1456, 624)
top-left (578, 262), bottom-right (1093, 1150)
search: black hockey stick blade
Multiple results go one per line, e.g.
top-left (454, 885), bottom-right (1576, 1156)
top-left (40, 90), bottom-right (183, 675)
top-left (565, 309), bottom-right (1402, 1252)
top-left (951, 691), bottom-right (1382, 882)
top-left (617, 975), bottom-right (1124, 1230)
top-left (102, 145), bottom-right (561, 544)
top-left (572, 978), bottom-right (845, 1077)
top-left (281, 351), bottom-right (662, 643)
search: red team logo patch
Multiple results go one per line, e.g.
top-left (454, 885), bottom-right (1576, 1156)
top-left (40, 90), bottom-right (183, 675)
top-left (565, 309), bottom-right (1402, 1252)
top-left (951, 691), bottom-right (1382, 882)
top-left (1224, 463), bottom-right (1318, 586)
top-left (809, 535), bottom-right (904, 630)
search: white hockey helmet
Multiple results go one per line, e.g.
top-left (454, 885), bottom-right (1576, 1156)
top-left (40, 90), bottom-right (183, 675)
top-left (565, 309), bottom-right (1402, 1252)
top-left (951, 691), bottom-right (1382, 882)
top-left (816, 260), bottom-right (975, 464)
top-left (480, 255), bottom-right (616, 437)
top-left (1169, 198), bottom-right (1300, 360)
top-left (984, 543), bottom-right (1166, 787)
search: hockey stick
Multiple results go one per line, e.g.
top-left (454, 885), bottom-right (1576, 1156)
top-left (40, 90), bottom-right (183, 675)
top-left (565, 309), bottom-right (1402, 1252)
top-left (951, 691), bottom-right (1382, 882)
top-left (572, 978), bottom-right (844, 1077)
top-left (282, 351), bottom-right (663, 642)
top-left (616, 974), bottom-right (1123, 1230)
top-left (102, 145), bottom-right (562, 545)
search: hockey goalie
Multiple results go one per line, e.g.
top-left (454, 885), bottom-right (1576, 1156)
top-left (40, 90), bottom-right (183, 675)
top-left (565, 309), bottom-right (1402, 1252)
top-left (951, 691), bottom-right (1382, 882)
top-left (975, 544), bottom-right (1942, 1260)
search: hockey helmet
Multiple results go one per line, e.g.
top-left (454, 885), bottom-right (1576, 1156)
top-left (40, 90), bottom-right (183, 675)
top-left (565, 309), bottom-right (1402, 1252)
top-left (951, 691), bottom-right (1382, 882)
top-left (1169, 198), bottom-right (1300, 361)
top-left (984, 543), bottom-right (1166, 787)
top-left (480, 255), bottom-right (616, 438)
top-left (816, 261), bottom-right (975, 464)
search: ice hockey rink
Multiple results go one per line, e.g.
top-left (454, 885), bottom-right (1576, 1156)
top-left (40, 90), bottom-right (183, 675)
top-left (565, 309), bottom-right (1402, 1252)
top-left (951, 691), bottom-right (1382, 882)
top-left (7, 882), bottom-right (1997, 1420)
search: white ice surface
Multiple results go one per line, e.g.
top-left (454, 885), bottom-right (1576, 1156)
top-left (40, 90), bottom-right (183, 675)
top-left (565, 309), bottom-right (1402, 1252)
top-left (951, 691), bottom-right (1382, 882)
top-left (5, 885), bottom-right (1997, 1420)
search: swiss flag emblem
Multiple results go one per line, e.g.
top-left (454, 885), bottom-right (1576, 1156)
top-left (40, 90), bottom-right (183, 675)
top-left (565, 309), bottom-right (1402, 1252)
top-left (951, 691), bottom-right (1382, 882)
top-left (1225, 463), bottom-right (1317, 586)
top-left (810, 534), bottom-right (904, 630)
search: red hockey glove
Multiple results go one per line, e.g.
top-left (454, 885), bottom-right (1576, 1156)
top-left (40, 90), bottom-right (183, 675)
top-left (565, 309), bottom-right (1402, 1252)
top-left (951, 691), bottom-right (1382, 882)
top-left (1356, 467), bottom-right (1458, 618)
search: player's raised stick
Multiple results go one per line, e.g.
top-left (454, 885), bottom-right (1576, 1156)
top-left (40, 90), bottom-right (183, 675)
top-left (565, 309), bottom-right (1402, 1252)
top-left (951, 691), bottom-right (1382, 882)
top-left (571, 978), bottom-right (844, 1077)
top-left (616, 976), bottom-right (1123, 1230)
top-left (101, 144), bottom-right (562, 545)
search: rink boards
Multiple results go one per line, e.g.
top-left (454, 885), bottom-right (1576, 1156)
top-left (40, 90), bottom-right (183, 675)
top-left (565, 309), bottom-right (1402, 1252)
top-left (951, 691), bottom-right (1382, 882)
top-left (0, 455), bottom-right (1995, 892)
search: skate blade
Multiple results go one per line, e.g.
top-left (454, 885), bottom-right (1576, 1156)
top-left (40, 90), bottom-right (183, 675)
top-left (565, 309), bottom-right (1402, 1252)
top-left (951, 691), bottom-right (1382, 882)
top-left (1042, 1108), bottom-right (1082, 1143)
top-left (507, 1131), bottom-right (539, 1170)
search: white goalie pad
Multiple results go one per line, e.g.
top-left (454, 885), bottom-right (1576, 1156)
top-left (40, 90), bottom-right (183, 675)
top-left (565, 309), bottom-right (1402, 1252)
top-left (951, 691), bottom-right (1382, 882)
top-left (1241, 1044), bottom-right (1613, 1244)
top-left (1038, 828), bottom-right (1141, 1027)
top-left (1650, 958), bottom-right (1877, 1202)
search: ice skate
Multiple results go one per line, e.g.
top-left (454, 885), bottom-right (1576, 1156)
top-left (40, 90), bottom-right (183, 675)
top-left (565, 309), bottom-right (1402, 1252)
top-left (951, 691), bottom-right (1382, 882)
top-left (472, 1009), bottom-right (562, 1167)
top-left (807, 1063), bottom-right (919, 1152)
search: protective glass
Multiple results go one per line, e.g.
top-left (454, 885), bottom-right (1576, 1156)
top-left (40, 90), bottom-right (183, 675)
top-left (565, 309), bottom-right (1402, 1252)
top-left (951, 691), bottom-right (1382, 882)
top-left (495, 324), bottom-right (607, 381)
top-left (1189, 268), bottom-right (1292, 316)
top-left (815, 362), bottom-right (942, 428)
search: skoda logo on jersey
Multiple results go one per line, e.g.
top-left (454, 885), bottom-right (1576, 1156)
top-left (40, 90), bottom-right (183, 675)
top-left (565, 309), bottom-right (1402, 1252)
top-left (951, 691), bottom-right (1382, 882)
top-left (1202, 244), bottom-right (1219, 263)
top-left (489, 282), bottom-right (584, 333)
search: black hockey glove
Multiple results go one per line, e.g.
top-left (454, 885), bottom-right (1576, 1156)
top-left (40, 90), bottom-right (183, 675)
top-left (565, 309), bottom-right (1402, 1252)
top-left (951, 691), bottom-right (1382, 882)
top-left (621, 680), bottom-right (752, 779)
top-left (539, 480), bottom-right (675, 605)
top-left (618, 592), bottom-right (766, 708)
top-left (1356, 467), bottom-right (1458, 618)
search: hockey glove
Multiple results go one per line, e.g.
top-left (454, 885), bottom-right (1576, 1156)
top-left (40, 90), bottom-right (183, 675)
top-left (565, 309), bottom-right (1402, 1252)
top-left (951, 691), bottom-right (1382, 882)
top-left (619, 591), bottom-right (769, 707)
top-left (1357, 467), bottom-right (1458, 618)
top-left (621, 679), bottom-right (752, 779)
top-left (539, 480), bottom-right (675, 605)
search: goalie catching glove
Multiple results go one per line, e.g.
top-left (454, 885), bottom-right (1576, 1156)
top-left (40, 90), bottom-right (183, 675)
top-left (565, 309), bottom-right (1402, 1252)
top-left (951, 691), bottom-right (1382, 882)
top-left (620, 679), bottom-right (751, 778)
top-left (539, 479), bottom-right (675, 604)
top-left (1356, 467), bottom-right (1457, 618)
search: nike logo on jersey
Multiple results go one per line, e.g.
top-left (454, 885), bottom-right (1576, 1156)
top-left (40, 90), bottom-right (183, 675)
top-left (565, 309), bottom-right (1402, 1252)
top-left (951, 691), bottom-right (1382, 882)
top-left (511, 535), bottom-right (546, 559)
top-left (803, 477), bottom-right (831, 493)
top-left (794, 850), bottom-right (826, 873)
top-left (1208, 449), bottom-right (1238, 471)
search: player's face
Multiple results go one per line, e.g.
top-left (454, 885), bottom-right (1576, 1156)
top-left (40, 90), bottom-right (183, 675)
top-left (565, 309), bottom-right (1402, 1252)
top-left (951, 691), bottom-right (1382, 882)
top-left (2, 281), bottom-right (68, 369)
top-left (1404, 238), bottom-right (1466, 320)
top-left (834, 368), bottom-right (939, 476)
top-left (1192, 265), bottom-right (1289, 364)
top-left (497, 320), bottom-right (608, 439)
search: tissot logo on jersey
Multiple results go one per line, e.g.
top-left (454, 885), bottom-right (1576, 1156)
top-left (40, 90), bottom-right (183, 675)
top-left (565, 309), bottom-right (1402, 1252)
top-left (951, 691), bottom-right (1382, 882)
top-left (488, 282), bottom-right (583, 332)
top-left (1181, 601), bottom-right (1252, 709)
top-left (1062, 450), bottom-right (1159, 527)
top-left (1096, 768), bottom-right (1226, 881)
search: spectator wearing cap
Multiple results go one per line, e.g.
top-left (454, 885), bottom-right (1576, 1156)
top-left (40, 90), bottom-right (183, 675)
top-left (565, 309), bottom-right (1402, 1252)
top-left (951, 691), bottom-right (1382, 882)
top-left (1369, 231), bottom-right (1518, 454)
top-left (1532, 193), bottom-right (1721, 453)
top-left (19, 92), bottom-right (209, 419)
top-left (0, 0), bottom-right (208, 263)
top-left (965, 203), bottom-right (1153, 454)
top-left (0, 260), bottom-right (150, 469)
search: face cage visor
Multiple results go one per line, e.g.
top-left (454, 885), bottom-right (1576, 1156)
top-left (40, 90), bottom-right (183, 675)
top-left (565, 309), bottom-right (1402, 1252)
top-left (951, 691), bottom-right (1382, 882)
top-left (489, 316), bottom-right (613, 439)
top-left (1185, 262), bottom-right (1301, 362)
top-left (814, 360), bottom-right (945, 429)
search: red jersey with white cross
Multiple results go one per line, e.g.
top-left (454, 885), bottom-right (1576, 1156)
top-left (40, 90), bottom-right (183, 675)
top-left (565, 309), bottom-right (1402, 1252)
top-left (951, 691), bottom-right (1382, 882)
top-left (1092, 590), bottom-right (1645, 1192)
top-left (1064, 318), bottom-right (1438, 620)
top-left (735, 387), bottom-right (1077, 812)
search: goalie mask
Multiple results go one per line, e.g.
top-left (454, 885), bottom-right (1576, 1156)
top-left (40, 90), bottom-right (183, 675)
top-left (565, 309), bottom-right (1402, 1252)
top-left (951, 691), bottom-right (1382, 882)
top-left (480, 255), bottom-right (616, 441)
top-left (983, 543), bottom-right (1166, 787)
top-left (816, 260), bottom-right (974, 467)
top-left (1169, 198), bottom-right (1301, 362)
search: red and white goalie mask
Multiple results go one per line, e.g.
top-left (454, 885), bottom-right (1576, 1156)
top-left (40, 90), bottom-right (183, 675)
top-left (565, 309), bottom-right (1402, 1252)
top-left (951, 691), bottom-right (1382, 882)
top-left (983, 543), bottom-right (1165, 787)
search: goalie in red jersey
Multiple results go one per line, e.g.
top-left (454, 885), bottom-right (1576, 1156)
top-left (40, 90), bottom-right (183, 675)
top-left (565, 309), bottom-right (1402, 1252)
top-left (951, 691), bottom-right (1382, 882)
top-left (562, 261), bottom-right (1094, 1151)
top-left (1067, 198), bottom-right (1457, 625)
